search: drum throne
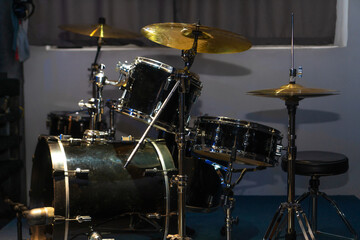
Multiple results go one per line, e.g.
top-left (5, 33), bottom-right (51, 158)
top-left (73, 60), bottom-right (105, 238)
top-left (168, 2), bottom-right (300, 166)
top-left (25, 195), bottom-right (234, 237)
top-left (281, 151), bottom-right (358, 239)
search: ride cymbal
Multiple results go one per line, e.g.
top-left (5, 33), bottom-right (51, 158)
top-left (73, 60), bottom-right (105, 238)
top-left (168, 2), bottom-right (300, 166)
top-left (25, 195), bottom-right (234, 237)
top-left (247, 83), bottom-right (338, 99)
top-left (141, 22), bottom-right (252, 54)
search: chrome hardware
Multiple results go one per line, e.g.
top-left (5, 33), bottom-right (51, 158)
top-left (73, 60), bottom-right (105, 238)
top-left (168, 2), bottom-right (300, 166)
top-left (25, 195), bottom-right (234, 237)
top-left (55, 215), bottom-right (92, 223)
top-left (93, 64), bottom-right (107, 88)
top-left (88, 231), bottom-right (102, 240)
top-left (276, 145), bottom-right (283, 156)
top-left (120, 135), bottom-right (134, 142)
top-left (83, 130), bottom-right (109, 142)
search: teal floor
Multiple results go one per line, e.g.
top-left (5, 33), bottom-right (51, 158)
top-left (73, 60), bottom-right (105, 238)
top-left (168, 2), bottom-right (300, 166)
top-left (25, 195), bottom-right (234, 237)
top-left (1, 195), bottom-right (359, 239)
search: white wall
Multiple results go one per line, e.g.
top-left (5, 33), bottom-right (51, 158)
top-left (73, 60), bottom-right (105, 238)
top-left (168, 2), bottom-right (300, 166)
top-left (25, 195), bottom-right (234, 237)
top-left (24, 0), bottom-right (360, 199)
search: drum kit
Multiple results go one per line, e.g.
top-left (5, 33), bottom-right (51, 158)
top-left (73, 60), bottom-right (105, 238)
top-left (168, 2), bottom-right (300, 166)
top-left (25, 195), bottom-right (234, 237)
top-left (27, 15), bottom-right (338, 240)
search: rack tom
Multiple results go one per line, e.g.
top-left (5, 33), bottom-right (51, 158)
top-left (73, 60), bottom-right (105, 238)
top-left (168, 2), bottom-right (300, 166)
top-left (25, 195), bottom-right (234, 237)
top-left (117, 57), bottom-right (202, 133)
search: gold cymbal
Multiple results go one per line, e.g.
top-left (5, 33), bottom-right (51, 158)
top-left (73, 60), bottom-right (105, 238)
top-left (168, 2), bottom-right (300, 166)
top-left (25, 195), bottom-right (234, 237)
top-left (141, 22), bottom-right (252, 54)
top-left (59, 23), bottom-right (141, 39)
top-left (247, 83), bottom-right (338, 99)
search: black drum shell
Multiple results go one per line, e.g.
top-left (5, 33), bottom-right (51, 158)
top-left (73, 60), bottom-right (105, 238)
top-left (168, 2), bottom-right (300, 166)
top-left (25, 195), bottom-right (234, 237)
top-left (119, 57), bottom-right (202, 133)
top-left (29, 136), bottom-right (176, 239)
top-left (159, 131), bottom-right (224, 212)
top-left (193, 116), bottom-right (283, 167)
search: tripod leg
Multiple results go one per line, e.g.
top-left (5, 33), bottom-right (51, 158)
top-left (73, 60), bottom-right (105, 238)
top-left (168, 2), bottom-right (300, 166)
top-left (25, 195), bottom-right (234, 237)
top-left (263, 204), bottom-right (285, 240)
top-left (319, 192), bottom-right (358, 239)
top-left (295, 192), bottom-right (310, 204)
top-left (296, 206), bottom-right (316, 240)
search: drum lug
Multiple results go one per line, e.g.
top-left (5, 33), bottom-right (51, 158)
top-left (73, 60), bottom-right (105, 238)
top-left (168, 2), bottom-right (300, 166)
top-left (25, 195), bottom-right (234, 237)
top-left (170, 174), bottom-right (188, 188)
top-left (55, 215), bottom-right (92, 223)
top-left (276, 145), bottom-right (283, 156)
top-left (53, 168), bottom-right (89, 179)
top-left (146, 212), bottom-right (161, 219)
top-left (152, 101), bottom-right (163, 117)
top-left (242, 130), bottom-right (251, 148)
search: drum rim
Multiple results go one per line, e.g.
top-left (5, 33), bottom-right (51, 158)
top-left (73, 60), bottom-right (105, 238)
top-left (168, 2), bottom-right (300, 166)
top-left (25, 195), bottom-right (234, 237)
top-left (133, 56), bottom-right (202, 87)
top-left (48, 110), bottom-right (90, 119)
top-left (192, 147), bottom-right (275, 167)
top-left (195, 115), bottom-right (282, 136)
top-left (120, 107), bottom-right (180, 134)
top-left (134, 56), bottom-right (174, 74)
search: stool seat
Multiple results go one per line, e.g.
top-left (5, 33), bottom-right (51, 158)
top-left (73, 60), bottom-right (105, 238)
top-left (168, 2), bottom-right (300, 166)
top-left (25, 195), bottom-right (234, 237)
top-left (281, 151), bottom-right (349, 176)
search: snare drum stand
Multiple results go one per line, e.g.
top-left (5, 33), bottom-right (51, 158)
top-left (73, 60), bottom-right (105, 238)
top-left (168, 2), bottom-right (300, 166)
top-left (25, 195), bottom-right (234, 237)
top-left (222, 144), bottom-right (266, 240)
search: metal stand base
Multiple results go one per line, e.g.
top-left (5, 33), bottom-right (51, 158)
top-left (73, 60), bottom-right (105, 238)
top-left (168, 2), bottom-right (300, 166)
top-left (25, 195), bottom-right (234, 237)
top-left (263, 202), bottom-right (315, 240)
top-left (167, 234), bottom-right (191, 240)
top-left (296, 177), bottom-right (358, 240)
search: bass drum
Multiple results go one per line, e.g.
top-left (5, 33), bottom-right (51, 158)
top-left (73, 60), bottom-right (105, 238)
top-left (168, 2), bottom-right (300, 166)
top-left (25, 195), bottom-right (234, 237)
top-left (29, 136), bottom-right (177, 240)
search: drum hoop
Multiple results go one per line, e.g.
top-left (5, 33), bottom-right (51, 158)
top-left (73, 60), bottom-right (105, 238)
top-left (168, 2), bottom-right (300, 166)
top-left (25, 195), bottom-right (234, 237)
top-left (48, 137), bottom-right (70, 240)
top-left (193, 147), bottom-right (274, 167)
top-left (134, 57), bottom-right (174, 74)
top-left (196, 116), bottom-right (282, 136)
top-left (121, 107), bottom-right (175, 133)
top-left (149, 140), bottom-right (170, 240)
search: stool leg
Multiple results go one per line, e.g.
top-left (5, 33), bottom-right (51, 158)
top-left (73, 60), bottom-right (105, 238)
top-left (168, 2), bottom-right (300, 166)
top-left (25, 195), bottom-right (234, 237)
top-left (319, 192), bottom-right (358, 240)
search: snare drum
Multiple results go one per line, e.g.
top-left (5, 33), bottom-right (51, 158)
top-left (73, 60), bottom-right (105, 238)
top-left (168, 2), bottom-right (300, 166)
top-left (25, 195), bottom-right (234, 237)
top-left (193, 116), bottom-right (283, 167)
top-left (29, 136), bottom-right (176, 239)
top-left (117, 57), bottom-right (202, 133)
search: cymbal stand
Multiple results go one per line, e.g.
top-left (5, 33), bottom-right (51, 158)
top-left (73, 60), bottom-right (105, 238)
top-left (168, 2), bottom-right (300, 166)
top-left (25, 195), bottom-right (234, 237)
top-left (263, 97), bottom-right (314, 240)
top-left (79, 64), bottom-right (107, 141)
top-left (167, 23), bottom-right (201, 240)
top-left (89, 17), bottom-right (106, 98)
top-left (263, 13), bottom-right (315, 240)
top-left (106, 99), bottom-right (117, 140)
top-left (124, 24), bottom-right (201, 240)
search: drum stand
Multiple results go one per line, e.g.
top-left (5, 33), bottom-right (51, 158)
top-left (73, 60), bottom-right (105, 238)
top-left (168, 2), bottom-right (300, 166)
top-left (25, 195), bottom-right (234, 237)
top-left (222, 147), bottom-right (266, 240)
top-left (124, 24), bottom-right (202, 240)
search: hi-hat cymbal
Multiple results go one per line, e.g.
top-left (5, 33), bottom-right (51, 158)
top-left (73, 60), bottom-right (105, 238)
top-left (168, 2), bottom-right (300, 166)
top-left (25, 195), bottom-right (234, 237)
top-left (141, 22), bottom-right (252, 54)
top-left (59, 23), bottom-right (141, 39)
top-left (247, 83), bottom-right (338, 99)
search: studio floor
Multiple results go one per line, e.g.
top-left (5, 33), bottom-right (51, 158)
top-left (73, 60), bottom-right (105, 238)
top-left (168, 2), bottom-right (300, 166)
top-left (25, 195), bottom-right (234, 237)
top-left (0, 195), bottom-right (359, 240)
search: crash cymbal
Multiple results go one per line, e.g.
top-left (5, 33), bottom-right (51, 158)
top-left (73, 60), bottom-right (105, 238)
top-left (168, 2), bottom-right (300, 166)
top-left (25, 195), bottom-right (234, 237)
top-left (141, 22), bottom-right (252, 54)
top-left (59, 23), bottom-right (141, 39)
top-left (247, 83), bottom-right (338, 99)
